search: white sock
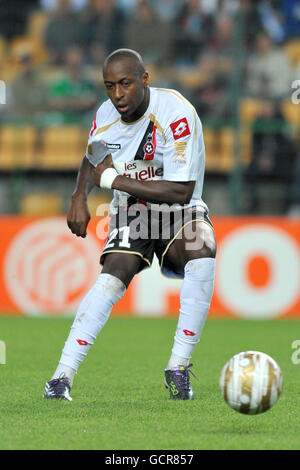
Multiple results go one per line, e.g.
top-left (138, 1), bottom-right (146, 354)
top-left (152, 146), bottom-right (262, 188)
top-left (51, 273), bottom-right (126, 384)
top-left (167, 258), bottom-right (215, 370)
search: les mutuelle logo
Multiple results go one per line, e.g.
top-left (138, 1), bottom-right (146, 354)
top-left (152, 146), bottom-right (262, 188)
top-left (4, 218), bottom-right (100, 316)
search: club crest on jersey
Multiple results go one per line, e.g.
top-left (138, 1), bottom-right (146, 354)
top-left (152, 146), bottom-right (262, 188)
top-left (143, 133), bottom-right (155, 158)
top-left (134, 121), bottom-right (157, 161)
top-left (170, 117), bottom-right (190, 140)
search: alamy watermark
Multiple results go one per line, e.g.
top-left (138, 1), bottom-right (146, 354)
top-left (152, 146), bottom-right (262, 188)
top-left (291, 340), bottom-right (300, 365)
top-left (291, 80), bottom-right (300, 104)
top-left (94, 199), bottom-right (211, 251)
top-left (0, 340), bottom-right (6, 364)
top-left (0, 80), bottom-right (6, 105)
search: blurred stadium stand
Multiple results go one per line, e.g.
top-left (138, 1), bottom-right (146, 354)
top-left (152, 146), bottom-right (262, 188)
top-left (38, 126), bottom-right (86, 169)
top-left (20, 191), bottom-right (63, 215)
top-left (0, 0), bottom-right (299, 216)
top-left (0, 125), bottom-right (37, 169)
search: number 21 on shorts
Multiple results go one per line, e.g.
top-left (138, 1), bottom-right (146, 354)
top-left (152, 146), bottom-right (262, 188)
top-left (105, 226), bottom-right (131, 249)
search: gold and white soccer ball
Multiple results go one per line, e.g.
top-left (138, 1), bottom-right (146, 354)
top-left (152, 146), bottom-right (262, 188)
top-left (219, 351), bottom-right (283, 415)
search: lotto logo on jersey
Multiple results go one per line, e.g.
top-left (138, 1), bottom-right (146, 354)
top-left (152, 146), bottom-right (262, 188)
top-left (170, 118), bottom-right (191, 140)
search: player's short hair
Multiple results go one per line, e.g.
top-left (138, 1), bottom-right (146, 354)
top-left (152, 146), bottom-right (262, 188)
top-left (103, 49), bottom-right (146, 77)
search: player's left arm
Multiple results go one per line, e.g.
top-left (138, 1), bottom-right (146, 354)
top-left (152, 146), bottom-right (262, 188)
top-left (94, 108), bottom-right (200, 205)
top-left (115, 177), bottom-right (195, 205)
top-left (94, 160), bottom-right (195, 205)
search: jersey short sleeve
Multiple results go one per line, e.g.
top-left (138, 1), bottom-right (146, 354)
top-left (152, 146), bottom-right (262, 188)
top-left (162, 107), bottom-right (204, 182)
top-left (85, 104), bottom-right (111, 167)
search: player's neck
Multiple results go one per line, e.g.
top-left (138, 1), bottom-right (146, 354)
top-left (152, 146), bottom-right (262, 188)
top-left (122, 87), bottom-right (150, 123)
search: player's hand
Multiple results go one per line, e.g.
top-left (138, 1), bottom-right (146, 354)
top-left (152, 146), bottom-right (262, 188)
top-left (67, 193), bottom-right (91, 238)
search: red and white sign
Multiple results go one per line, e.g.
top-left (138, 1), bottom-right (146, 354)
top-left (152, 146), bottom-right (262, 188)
top-left (170, 118), bottom-right (191, 140)
top-left (3, 218), bottom-right (100, 316)
top-left (1, 216), bottom-right (300, 319)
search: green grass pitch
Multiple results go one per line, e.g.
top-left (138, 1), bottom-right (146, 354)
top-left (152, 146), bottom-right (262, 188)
top-left (0, 316), bottom-right (299, 450)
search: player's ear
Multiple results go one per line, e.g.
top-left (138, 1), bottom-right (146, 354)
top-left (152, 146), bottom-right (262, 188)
top-left (142, 71), bottom-right (149, 87)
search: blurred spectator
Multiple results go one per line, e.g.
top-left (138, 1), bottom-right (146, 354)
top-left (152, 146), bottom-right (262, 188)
top-left (44, 0), bottom-right (85, 64)
top-left (87, 42), bottom-right (107, 67)
top-left (282, 0), bottom-right (300, 40)
top-left (124, 0), bottom-right (172, 65)
top-left (173, 0), bottom-right (213, 64)
top-left (288, 58), bottom-right (300, 216)
top-left (148, 63), bottom-right (183, 90)
top-left (40, 0), bottom-right (88, 11)
top-left (244, 99), bottom-right (296, 213)
top-left (81, 0), bottom-right (125, 62)
top-left (199, 0), bottom-right (244, 17)
top-left (47, 45), bottom-right (101, 125)
top-left (288, 135), bottom-right (300, 216)
top-left (245, 31), bottom-right (292, 100)
top-left (152, 0), bottom-right (182, 22)
top-left (205, 12), bottom-right (234, 56)
top-left (0, 0), bottom-right (38, 40)
top-left (7, 51), bottom-right (49, 125)
top-left (116, 0), bottom-right (139, 18)
top-left (294, 58), bottom-right (300, 81)
top-left (191, 53), bottom-right (232, 124)
top-left (191, 14), bottom-right (234, 123)
top-left (237, 0), bottom-right (265, 51)
top-left (257, 0), bottom-right (285, 43)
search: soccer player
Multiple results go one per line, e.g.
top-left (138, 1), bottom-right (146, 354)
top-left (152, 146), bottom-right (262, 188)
top-left (44, 49), bottom-right (216, 402)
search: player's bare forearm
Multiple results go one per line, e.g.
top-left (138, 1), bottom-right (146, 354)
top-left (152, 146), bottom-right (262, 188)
top-left (72, 155), bottom-right (95, 200)
top-left (112, 176), bottom-right (195, 205)
top-left (67, 156), bottom-right (95, 238)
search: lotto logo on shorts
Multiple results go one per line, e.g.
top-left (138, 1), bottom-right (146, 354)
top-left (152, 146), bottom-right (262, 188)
top-left (170, 118), bottom-right (191, 140)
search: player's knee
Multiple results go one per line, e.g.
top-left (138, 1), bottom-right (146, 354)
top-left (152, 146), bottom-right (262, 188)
top-left (102, 253), bottom-right (141, 287)
top-left (182, 221), bottom-right (216, 259)
top-left (184, 234), bottom-right (216, 261)
top-left (198, 239), bottom-right (217, 259)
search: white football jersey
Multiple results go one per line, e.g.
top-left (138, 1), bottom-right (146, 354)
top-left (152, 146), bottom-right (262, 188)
top-left (86, 87), bottom-right (208, 213)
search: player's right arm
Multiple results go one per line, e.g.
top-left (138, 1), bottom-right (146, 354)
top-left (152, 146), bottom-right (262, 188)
top-left (67, 103), bottom-right (111, 238)
top-left (67, 155), bottom-right (95, 238)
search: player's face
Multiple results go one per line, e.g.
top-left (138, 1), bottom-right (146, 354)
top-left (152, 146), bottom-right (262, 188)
top-left (103, 60), bottom-right (149, 122)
